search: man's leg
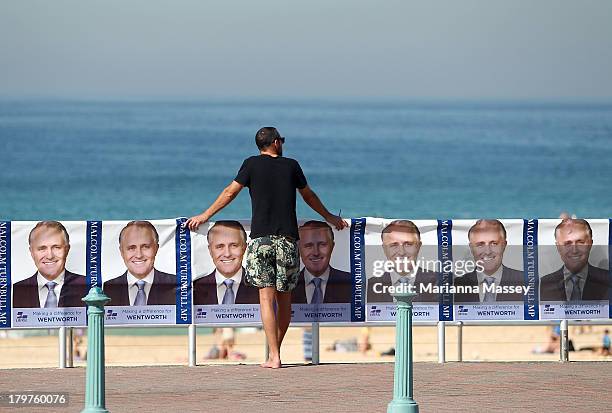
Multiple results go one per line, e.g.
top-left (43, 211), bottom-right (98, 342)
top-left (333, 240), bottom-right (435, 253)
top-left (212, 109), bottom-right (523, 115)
top-left (276, 290), bottom-right (292, 349)
top-left (259, 286), bottom-right (281, 368)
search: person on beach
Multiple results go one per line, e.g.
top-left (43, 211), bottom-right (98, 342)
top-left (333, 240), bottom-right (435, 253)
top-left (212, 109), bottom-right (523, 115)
top-left (602, 329), bottom-right (611, 356)
top-left (532, 324), bottom-right (561, 354)
top-left (186, 126), bottom-right (347, 368)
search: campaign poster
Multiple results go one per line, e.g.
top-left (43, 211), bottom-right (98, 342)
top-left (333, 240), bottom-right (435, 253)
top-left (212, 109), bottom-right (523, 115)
top-left (191, 220), bottom-right (260, 325)
top-left (100, 219), bottom-right (190, 325)
top-left (365, 218), bottom-right (440, 322)
top-left (0, 221), bottom-right (11, 328)
top-left (452, 219), bottom-right (527, 321)
top-left (10, 221), bottom-right (88, 328)
top-left (290, 219), bottom-right (352, 323)
top-left (538, 219), bottom-right (609, 320)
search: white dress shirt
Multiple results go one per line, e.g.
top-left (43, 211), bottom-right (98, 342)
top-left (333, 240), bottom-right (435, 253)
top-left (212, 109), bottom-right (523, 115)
top-left (563, 264), bottom-right (588, 301)
top-left (477, 265), bottom-right (503, 303)
top-left (37, 271), bottom-right (65, 308)
top-left (304, 267), bottom-right (330, 304)
top-left (127, 270), bottom-right (154, 306)
top-left (215, 268), bottom-right (243, 305)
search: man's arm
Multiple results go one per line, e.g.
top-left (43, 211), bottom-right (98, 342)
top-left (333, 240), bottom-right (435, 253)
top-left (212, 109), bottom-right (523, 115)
top-left (298, 185), bottom-right (348, 230)
top-left (186, 181), bottom-right (244, 230)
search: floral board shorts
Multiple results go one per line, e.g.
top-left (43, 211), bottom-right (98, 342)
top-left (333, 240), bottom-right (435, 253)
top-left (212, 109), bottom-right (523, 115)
top-left (245, 235), bottom-right (300, 292)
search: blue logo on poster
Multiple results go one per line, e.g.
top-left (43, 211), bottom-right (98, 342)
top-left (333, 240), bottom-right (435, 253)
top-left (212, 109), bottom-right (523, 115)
top-left (543, 305), bottom-right (555, 315)
top-left (369, 306), bottom-right (381, 317)
top-left (16, 312), bottom-right (28, 322)
top-left (106, 309), bottom-right (117, 320)
top-left (458, 306), bottom-right (468, 315)
top-left (291, 310), bottom-right (295, 316)
top-left (196, 308), bottom-right (207, 317)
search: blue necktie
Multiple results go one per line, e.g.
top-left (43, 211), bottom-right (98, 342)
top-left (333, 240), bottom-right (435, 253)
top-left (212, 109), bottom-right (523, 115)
top-left (570, 274), bottom-right (582, 301)
top-left (311, 278), bottom-right (323, 304)
top-left (44, 281), bottom-right (58, 308)
top-left (222, 279), bottom-right (235, 305)
top-left (399, 277), bottom-right (410, 285)
top-left (134, 280), bottom-right (147, 306)
top-left (483, 276), bottom-right (496, 303)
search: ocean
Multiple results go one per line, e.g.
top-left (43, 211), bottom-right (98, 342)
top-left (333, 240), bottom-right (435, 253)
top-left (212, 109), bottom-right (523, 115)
top-left (1, 99), bottom-right (611, 221)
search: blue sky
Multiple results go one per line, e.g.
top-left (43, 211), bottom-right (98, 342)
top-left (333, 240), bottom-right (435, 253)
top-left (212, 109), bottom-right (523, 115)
top-left (1, 0), bottom-right (611, 99)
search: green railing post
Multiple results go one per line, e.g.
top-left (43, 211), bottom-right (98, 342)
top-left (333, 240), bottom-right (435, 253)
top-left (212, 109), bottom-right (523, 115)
top-left (82, 287), bottom-right (111, 413)
top-left (387, 291), bottom-right (419, 413)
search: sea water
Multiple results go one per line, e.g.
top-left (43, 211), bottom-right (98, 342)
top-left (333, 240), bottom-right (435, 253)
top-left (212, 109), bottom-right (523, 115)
top-left (1, 99), bottom-right (611, 221)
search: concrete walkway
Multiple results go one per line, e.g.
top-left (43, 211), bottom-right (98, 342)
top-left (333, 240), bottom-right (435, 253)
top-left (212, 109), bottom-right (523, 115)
top-left (0, 362), bottom-right (609, 412)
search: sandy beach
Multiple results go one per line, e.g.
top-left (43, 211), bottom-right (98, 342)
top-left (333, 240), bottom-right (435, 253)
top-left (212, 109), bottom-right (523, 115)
top-left (1, 324), bottom-right (610, 369)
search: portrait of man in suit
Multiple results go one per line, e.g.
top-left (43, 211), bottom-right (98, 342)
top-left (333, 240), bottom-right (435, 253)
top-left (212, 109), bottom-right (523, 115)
top-left (454, 219), bottom-right (524, 303)
top-left (193, 221), bottom-right (259, 305)
top-left (540, 219), bottom-right (609, 302)
top-left (292, 220), bottom-right (351, 304)
top-left (103, 221), bottom-right (176, 306)
top-left (13, 221), bottom-right (87, 308)
top-left (366, 220), bottom-right (438, 303)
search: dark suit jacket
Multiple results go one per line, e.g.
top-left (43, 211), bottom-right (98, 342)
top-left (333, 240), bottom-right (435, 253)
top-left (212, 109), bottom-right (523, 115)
top-left (367, 269), bottom-right (439, 303)
top-left (193, 268), bottom-right (259, 305)
top-left (453, 266), bottom-right (524, 303)
top-left (103, 269), bottom-right (176, 306)
top-left (540, 264), bottom-right (609, 301)
top-left (13, 270), bottom-right (88, 308)
top-left (291, 267), bottom-right (352, 304)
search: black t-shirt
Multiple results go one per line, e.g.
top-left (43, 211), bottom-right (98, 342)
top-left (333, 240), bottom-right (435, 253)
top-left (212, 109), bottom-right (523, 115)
top-left (234, 155), bottom-right (307, 240)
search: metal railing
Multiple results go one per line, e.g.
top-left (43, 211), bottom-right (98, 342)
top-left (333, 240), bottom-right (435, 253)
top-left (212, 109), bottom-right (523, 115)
top-left (16, 318), bottom-right (602, 368)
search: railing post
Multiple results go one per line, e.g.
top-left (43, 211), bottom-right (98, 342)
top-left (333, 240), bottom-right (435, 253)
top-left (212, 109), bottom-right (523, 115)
top-left (188, 324), bottom-right (196, 367)
top-left (387, 291), bottom-right (419, 413)
top-left (311, 322), bottom-right (320, 365)
top-left (302, 327), bottom-right (312, 362)
top-left (560, 319), bottom-right (569, 362)
top-left (67, 327), bottom-right (74, 368)
top-left (59, 326), bottom-right (67, 368)
top-left (457, 321), bottom-right (463, 362)
top-left (437, 321), bottom-right (446, 364)
top-left (82, 287), bottom-right (110, 413)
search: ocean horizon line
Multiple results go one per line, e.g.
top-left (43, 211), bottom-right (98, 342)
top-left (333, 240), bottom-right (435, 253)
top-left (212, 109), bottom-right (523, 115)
top-left (2, 95), bottom-right (612, 107)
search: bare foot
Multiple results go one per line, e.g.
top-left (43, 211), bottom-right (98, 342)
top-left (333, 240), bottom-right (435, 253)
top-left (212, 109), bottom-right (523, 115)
top-left (260, 358), bottom-right (282, 369)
